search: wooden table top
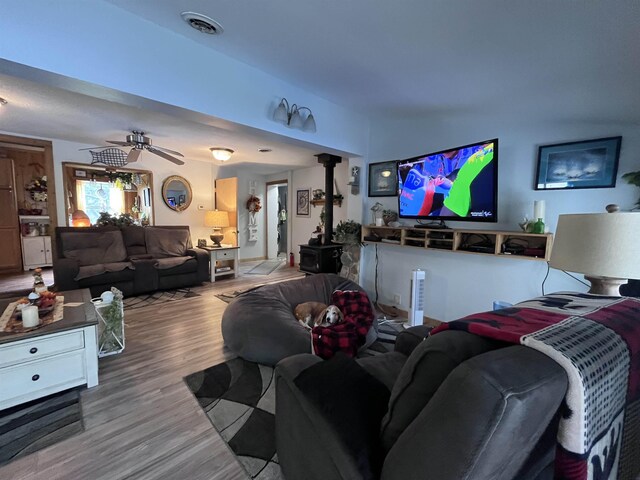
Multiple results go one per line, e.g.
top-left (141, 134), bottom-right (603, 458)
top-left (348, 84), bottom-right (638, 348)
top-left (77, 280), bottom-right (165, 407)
top-left (0, 289), bottom-right (97, 345)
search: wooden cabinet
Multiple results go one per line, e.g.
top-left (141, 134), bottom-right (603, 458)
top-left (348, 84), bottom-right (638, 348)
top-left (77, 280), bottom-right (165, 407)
top-left (22, 236), bottom-right (52, 270)
top-left (362, 225), bottom-right (553, 262)
top-left (0, 157), bottom-right (21, 272)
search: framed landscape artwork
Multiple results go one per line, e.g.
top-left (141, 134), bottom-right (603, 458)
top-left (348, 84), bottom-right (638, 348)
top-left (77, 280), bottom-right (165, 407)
top-left (296, 188), bottom-right (310, 216)
top-left (535, 136), bottom-right (622, 190)
top-left (368, 161), bottom-right (398, 197)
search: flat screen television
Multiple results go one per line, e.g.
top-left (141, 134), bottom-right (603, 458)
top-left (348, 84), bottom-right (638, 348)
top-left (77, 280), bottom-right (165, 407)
top-left (397, 138), bottom-right (498, 223)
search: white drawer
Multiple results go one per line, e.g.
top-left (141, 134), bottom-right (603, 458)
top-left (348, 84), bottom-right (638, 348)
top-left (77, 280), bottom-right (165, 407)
top-left (0, 330), bottom-right (85, 368)
top-left (0, 350), bottom-right (87, 406)
top-left (215, 250), bottom-right (234, 260)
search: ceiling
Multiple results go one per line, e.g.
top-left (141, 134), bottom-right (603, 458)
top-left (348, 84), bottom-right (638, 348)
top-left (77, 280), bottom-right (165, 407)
top-left (104, 0), bottom-right (640, 122)
top-left (0, 73), bottom-right (326, 174)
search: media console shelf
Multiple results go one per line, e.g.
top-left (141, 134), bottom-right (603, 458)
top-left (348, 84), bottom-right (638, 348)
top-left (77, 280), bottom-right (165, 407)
top-left (362, 225), bottom-right (553, 261)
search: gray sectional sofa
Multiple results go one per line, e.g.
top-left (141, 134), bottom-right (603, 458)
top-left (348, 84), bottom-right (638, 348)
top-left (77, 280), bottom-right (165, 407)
top-left (276, 327), bottom-right (568, 480)
top-left (53, 225), bottom-right (208, 297)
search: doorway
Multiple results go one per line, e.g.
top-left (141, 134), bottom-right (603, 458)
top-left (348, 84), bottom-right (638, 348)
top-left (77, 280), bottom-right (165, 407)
top-left (266, 180), bottom-right (288, 260)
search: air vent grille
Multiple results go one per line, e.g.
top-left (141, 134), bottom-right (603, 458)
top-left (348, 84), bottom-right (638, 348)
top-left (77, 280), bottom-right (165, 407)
top-left (181, 12), bottom-right (224, 35)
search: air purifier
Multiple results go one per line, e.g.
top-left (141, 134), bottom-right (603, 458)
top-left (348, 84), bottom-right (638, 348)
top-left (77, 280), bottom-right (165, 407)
top-left (408, 269), bottom-right (425, 327)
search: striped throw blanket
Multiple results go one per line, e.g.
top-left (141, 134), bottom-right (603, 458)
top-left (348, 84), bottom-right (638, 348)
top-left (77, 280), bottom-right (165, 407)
top-left (431, 292), bottom-right (640, 480)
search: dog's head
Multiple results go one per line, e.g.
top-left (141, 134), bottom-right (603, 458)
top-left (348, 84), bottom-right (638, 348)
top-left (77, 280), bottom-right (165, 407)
top-left (323, 305), bottom-right (344, 325)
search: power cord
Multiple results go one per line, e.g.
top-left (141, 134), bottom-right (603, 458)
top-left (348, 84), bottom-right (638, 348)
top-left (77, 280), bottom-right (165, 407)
top-left (373, 244), bottom-right (399, 318)
top-left (541, 261), bottom-right (591, 295)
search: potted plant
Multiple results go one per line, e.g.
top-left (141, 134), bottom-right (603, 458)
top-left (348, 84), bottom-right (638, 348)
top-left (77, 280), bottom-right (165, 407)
top-left (382, 209), bottom-right (398, 225)
top-left (622, 170), bottom-right (640, 209)
top-left (334, 219), bottom-right (362, 245)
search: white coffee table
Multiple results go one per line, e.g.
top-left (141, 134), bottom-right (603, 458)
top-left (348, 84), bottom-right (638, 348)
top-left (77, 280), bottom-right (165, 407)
top-left (0, 288), bottom-right (99, 410)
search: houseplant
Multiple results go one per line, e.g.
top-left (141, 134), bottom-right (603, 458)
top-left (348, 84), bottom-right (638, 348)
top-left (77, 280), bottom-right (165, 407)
top-left (622, 170), bottom-right (640, 209)
top-left (334, 219), bottom-right (362, 245)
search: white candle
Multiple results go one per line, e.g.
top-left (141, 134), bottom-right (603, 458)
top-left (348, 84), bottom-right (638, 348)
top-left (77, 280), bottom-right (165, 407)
top-left (375, 218), bottom-right (384, 226)
top-left (534, 200), bottom-right (545, 221)
top-left (22, 306), bottom-right (40, 328)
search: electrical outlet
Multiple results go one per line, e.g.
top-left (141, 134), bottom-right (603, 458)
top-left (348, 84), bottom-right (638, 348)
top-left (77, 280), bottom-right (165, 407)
top-left (393, 293), bottom-right (401, 305)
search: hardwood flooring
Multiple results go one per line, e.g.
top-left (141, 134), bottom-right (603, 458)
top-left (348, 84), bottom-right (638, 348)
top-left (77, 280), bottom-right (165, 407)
top-left (0, 261), bottom-right (304, 480)
top-left (0, 268), bottom-right (54, 294)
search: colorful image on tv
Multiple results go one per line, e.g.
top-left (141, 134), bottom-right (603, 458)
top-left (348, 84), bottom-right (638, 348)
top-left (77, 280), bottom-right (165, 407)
top-left (398, 139), bottom-right (497, 220)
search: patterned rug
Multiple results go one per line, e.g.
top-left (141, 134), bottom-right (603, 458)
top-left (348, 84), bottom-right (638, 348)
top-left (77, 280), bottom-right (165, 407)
top-left (245, 260), bottom-right (284, 276)
top-left (184, 320), bottom-right (401, 479)
top-left (123, 288), bottom-right (201, 310)
top-left (0, 389), bottom-right (83, 466)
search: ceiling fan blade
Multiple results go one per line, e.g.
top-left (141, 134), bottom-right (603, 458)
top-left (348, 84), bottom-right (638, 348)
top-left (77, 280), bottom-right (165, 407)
top-left (127, 148), bottom-right (142, 163)
top-left (151, 145), bottom-right (184, 157)
top-left (147, 147), bottom-right (185, 165)
top-left (106, 140), bottom-right (132, 146)
top-left (78, 145), bottom-right (112, 151)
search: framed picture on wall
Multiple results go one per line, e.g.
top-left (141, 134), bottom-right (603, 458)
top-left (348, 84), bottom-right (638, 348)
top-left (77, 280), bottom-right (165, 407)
top-left (368, 161), bottom-right (398, 197)
top-left (535, 136), bottom-right (622, 190)
top-left (296, 188), bottom-right (310, 216)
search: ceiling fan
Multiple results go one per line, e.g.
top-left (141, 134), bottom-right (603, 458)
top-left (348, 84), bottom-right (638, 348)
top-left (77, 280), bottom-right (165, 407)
top-left (80, 131), bottom-right (185, 165)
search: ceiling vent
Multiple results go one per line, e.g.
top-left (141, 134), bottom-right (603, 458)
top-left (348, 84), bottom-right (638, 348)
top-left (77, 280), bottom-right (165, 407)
top-left (181, 12), bottom-right (224, 35)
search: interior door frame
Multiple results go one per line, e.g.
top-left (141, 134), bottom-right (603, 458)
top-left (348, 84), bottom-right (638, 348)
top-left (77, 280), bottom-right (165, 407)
top-left (0, 133), bottom-right (57, 256)
top-left (265, 179), bottom-right (288, 259)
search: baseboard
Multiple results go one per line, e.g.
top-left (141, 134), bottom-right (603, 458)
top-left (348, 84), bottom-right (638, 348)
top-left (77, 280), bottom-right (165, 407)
top-left (377, 303), bottom-right (442, 328)
top-left (240, 256), bottom-right (268, 263)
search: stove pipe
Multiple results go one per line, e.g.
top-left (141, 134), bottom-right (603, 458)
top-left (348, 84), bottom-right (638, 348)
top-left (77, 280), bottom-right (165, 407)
top-left (315, 153), bottom-right (342, 246)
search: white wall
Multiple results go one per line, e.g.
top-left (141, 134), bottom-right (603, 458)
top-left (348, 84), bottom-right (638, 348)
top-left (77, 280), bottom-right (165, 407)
top-left (363, 114), bottom-right (639, 321)
top-left (1, 130), bottom-right (217, 243)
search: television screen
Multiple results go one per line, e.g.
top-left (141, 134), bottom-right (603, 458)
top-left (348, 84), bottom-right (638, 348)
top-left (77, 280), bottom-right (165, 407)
top-left (397, 138), bottom-right (498, 222)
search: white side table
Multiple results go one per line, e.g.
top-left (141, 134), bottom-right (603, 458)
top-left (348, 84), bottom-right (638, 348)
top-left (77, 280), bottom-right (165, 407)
top-left (202, 246), bottom-right (239, 282)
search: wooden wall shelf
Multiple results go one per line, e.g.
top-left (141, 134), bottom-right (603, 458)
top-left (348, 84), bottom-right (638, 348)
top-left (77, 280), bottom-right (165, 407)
top-left (310, 198), bottom-right (343, 207)
top-left (362, 225), bottom-right (553, 261)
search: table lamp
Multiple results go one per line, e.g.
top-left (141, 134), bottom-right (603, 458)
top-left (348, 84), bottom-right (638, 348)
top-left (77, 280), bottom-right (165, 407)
top-left (205, 210), bottom-right (229, 247)
top-left (549, 211), bottom-right (640, 296)
top-left (71, 210), bottom-right (91, 227)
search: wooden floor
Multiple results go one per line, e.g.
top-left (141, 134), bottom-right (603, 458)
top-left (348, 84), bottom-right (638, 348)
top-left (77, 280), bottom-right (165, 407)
top-left (0, 261), bottom-right (304, 480)
top-left (0, 267), bottom-right (54, 294)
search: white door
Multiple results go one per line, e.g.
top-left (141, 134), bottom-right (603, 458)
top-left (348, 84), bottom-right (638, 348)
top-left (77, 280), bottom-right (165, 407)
top-left (22, 237), bottom-right (46, 267)
top-left (266, 185), bottom-right (279, 259)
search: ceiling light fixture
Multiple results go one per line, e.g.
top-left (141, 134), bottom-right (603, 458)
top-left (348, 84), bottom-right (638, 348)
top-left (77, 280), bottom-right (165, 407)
top-left (210, 147), bottom-right (234, 161)
top-left (273, 98), bottom-right (316, 133)
top-left (258, 148), bottom-right (272, 153)
top-left (0, 97), bottom-right (7, 106)
top-left (181, 12), bottom-right (224, 35)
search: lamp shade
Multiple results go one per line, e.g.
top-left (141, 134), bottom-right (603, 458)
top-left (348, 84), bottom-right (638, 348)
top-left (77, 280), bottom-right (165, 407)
top-left (549, 212), bottom-right (640, 279)
top-left (71, 210), bottom-right (91, 227)
top-left (273, 100), bottom-right (288, 124)
top-left (302, 113), bottom-right (317, 133)
top-left (205, 210), bottom-right (230, 228)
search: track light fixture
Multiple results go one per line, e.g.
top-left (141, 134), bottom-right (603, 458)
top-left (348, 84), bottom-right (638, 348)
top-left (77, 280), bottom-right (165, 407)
top-left (273, 98), bottom-right (316, 133)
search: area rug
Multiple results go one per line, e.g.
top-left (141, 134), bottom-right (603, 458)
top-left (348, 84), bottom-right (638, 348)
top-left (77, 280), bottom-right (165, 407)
top-left (184, 321), bottom-right (400, 479)
top-left (245, 260), bottom-right (284, 276)
top-left (123, 288), bottom-right (201, 310)
top-left (0, 389), bottom-right (83, 466)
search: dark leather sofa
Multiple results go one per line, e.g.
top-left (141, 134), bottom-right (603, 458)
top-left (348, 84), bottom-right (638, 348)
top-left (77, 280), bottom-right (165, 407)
top-left (53, 225), bottom-right (208, 297)
top-left (276, 326), bottom-right (568, 480)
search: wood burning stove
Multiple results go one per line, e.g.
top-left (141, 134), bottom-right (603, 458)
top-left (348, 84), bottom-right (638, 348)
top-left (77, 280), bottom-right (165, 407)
top-left (298, 153), bottom-right (344, 275)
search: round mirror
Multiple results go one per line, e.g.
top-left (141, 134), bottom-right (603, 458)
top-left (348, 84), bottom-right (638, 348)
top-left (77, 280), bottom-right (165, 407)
top-left (162, 175), bottom-right (192, 212)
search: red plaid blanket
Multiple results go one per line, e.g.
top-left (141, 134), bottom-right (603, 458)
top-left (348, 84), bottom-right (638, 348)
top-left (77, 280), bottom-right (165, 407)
top-left (311, 289), bottom-right (375, 360)
top-left (431, 293), bottom-right (640, 480)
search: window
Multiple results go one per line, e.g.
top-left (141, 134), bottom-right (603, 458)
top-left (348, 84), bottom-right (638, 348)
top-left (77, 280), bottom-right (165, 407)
top-left (76, 180), bottom-right (124, 225)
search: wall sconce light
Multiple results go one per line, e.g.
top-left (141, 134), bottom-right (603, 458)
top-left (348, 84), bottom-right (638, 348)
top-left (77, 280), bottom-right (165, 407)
top-left (273, 98), bottom-right (316, 133)
top-left (210, 148), bottom-right (234, 161)
top-left (0, 97), bottom-right (7, 106)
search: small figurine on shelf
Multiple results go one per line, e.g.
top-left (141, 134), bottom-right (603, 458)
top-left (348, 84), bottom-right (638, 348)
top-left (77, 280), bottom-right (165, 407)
top-left (33, 268), bottom-right (47, 294)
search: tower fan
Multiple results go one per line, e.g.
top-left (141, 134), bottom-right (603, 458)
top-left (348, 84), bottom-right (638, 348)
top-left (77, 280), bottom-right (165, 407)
top-left (408, 269), bottom-right (425, 327)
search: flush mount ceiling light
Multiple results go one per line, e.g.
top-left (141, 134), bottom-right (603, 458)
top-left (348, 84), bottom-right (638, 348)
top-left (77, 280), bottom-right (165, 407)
top-left (0, 97), bottom-right (7, 106)
top-left (273, 98), bottom-right (316, 133)
top-left (181, 12), bottom-right (224, 35)
top-left (210, 147), bottom-right (234, 161)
